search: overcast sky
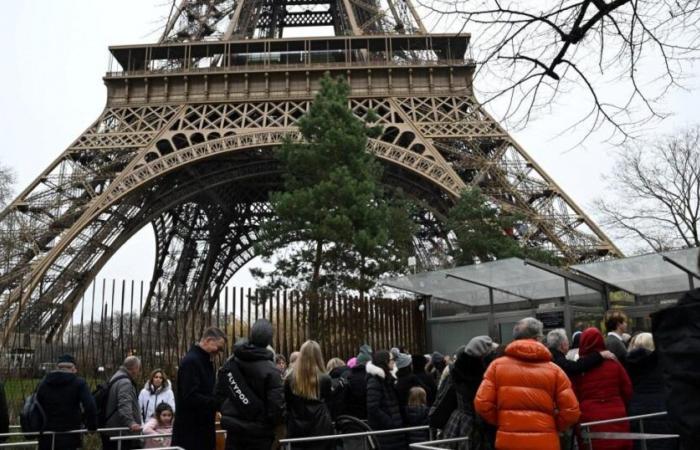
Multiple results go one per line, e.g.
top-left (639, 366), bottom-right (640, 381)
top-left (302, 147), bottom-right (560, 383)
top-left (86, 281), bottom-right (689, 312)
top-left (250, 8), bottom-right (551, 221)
top-left (1, 1), bottom-right (699, 289)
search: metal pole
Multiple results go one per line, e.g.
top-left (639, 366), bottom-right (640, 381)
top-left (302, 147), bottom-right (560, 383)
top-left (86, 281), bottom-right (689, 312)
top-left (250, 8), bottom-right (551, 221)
top-left (488, 288), bottom-right (496, 340)
top-left (563, 279), bottom-right (573, 336)
top-left (640, 419), bottom-right (647, 450)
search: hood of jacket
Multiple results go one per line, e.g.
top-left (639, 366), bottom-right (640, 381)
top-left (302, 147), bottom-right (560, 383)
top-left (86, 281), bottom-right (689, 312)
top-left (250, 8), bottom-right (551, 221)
top-left (504, 339), bottom-right (552, 362)
top-left (625, 348), bottom-right (657, 369)
top-left (451, 351), bottom-right (485, 383)
top-left (329, 366), bottom-right (349, 378)
top-left (234, 342), bottom-right (274, 362)
top-left (579, 327), bottom-right (606, 357)
top-left (144, 379), bottom-right (171, 395)
top-left (678, 287), bottom-right (700, 306)
top-left (44, 369), bottom-right (78, 386)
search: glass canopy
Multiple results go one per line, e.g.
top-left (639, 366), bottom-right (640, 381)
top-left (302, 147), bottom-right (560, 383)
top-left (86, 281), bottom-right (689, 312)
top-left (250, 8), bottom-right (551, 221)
top-left (383, 247), bottom-right (699, 307)
top-left (572, 247), bottom-right (699, 296)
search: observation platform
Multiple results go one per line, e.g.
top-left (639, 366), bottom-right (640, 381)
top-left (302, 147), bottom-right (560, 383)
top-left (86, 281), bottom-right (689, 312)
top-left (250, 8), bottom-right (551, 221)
top-left (104, 34), bottom-right (474, 105)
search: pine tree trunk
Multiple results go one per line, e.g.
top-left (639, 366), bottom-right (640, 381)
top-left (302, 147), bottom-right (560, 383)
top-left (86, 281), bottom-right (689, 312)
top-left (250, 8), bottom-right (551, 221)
top-left (308, 239), bottom-right (323, 339)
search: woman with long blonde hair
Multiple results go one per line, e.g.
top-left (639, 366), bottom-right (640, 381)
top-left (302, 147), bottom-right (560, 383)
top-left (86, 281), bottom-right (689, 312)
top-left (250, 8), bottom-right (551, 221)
top-left (285, 340), bottom-right (334, 449)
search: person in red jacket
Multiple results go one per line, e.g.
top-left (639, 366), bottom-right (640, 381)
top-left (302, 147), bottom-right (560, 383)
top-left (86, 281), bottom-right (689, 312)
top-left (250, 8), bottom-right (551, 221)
top-left (474, 317), bottom-right (580, 450)
top-left (573, 327), bottom-right (633, 450)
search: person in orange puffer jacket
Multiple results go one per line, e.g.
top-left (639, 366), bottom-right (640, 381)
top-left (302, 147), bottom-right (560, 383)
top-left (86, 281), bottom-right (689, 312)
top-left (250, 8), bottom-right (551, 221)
top-left (474, 317), bottom-right (581, 450)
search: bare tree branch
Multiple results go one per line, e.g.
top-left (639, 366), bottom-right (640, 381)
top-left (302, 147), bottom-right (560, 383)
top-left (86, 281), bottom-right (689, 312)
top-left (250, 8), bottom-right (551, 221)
top-left (417, 0), bottom-right (700, 141)
top-left (595, 124), bottom-right (700, 253)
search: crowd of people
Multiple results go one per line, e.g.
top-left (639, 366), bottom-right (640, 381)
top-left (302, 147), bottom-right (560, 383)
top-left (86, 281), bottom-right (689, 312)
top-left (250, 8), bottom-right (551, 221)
top-left (0, 305), bottom-right (697, 450)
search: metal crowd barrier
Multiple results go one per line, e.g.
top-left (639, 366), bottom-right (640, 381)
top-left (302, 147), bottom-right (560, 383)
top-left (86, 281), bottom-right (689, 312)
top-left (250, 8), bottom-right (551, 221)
top-left (0, 442), bottom-right (39, 449)
top-left (410, 436), bottom-right (470, 449)
top-left (579, 411), bottom-right (679, 450)
top-left (279, 425), bottom-right (429, 450)
top-left (0, 427), bottom-right (129, 450)
top-left (111, 429), bottom-right (227, 450)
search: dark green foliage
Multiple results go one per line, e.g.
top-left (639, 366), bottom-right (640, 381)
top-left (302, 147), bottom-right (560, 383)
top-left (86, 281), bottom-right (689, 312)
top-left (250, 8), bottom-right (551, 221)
top-left (253, 74), bottom-right (415, 336)
top-left (447, 188), bottom-right (560, 266)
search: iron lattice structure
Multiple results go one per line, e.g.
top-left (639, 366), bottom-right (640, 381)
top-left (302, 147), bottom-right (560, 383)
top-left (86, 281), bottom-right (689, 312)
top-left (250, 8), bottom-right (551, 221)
top-left (0, 0), bottom-right (621, 344)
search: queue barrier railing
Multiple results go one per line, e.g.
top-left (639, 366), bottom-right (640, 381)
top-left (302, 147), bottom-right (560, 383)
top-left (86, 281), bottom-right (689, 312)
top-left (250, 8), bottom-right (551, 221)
top-left (579, 411), bottom-right (679, 450)
top-left (409, 436), bottom-right (470, 449)
top-left (278, 425), bottom-right (430, 450)
top-left (0, 442), bottom-right (39, 448)
top-left (0, 427), bottom-right (129, 450)
top-left (110, 429), bottom-right (227, 450)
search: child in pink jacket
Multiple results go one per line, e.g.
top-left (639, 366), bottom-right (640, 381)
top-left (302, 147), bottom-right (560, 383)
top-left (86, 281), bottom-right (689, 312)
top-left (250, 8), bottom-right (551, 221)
top-left (143, 403), bottom-right (174, 448)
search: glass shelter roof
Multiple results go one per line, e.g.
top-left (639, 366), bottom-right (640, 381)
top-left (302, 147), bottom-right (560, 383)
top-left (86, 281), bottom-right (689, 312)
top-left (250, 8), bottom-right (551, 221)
top-left (572, 247), bottom-right (699, 296)
top-left (383, 248), bottom-right (699, 307)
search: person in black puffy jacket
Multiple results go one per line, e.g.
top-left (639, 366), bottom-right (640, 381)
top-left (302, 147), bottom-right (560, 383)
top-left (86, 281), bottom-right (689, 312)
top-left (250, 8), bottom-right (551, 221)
top-left (405, 387), bottom-right (429, 444)
top-left (326, 358), bottom-right (349, 419)
top-left (366, 350), bottom-right (408, 450)
top-left (285, 340), bottom-right (334, 450)
top-left (652, 285), bottom-right (700, 450)
top-left (411, 354), bottom-right (436, 405)
top-left (217, 319), bottom-right (285, 450)
top-left (344, 344), bottom-right (372, 419)
top-left (625, 333), bottom-right (678, 450)
top-left (35, 354), bottom-right (97, 450)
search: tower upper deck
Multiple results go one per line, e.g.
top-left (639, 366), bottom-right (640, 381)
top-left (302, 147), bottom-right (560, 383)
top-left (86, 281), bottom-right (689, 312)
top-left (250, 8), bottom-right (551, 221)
top-left (104, 34), bottom-right (474, 105)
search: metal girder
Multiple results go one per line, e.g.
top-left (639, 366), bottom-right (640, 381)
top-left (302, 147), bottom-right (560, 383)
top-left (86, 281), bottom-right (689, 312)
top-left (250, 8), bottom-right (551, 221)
top-left (0, 3), bottom-right (618, 343)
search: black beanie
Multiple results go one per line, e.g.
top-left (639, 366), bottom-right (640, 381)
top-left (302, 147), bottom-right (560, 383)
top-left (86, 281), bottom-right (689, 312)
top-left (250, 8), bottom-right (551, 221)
top-left (250, 319), bottom-right (273, 348)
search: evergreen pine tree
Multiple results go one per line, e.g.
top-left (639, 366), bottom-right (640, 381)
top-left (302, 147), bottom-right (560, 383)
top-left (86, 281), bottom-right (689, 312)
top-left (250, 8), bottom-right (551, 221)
top-left (254, 74), bottom-right (414, 339)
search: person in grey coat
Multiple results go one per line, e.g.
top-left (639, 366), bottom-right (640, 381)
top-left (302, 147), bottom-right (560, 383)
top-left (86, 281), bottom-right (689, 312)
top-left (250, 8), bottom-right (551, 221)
top-left (101, 356), bottom-right (143, 450)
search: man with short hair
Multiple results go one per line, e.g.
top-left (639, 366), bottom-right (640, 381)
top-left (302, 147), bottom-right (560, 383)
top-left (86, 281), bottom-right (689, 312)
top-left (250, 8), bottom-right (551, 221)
top-left (604, 310), bottom-right (629, 362)
top-left (545, 328), bottom-right (615, 378)
top-left (475, 318), bottom-right (580, 449)
top-left (102, 356), bottom-right (142, 450)
top-left (172, 326), bottom-right (227, 450)
top-left (218, 319), bottom-right (285, 450)
top-left (33, 354), bottom-right (97, 450)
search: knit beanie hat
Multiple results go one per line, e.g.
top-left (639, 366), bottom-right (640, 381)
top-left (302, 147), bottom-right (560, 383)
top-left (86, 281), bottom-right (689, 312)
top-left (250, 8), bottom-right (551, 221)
top-left (430, 351), bottom-right (444, 365)
top-left (57, 354), bottom-right (76, 365)
top-left (250, 319), bottom-right (274, 348)
top-left (357, 344), bottom-right (373, 365)
top-left (411, 354), bottom-right (427, 372)
top-left (465, 335), bottom-right (495, 357)
top-left (395, 352), bottom-right (412, 370)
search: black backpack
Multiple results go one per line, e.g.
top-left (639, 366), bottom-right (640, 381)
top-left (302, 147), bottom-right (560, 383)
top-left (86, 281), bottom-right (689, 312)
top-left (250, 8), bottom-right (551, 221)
top-left (20, 382), bottom-right (47, 435)
top-left (93, 375), bottom-right (129, 427)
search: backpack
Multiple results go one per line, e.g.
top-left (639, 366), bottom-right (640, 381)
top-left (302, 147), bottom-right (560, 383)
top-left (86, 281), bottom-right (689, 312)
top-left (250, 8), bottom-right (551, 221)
top-left (20, 383), bottom-right (47, 434)
top-left (93, 375), bottom-right (129, 427)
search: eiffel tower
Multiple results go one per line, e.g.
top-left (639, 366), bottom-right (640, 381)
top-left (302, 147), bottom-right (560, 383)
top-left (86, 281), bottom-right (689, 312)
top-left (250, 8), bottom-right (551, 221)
top-left (0, 0), bottom-right (620, 344)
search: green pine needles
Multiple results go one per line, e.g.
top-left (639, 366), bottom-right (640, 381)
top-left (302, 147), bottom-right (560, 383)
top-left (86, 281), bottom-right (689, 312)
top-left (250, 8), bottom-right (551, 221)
top-left (253, 74), bottom-right (414, 338)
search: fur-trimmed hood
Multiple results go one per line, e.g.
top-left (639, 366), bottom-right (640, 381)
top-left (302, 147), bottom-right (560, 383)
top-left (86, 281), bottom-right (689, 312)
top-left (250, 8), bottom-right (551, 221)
top-left (366, 361), bottom-right (386, 378)
top-left (143, 379), bottom-right (171, 395)
top-left (366, 361), bottom-right (398, 380)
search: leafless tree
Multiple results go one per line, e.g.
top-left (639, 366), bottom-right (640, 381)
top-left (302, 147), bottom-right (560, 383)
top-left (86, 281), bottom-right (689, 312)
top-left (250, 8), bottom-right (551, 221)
top-left (0, 164), bottom-right (15, 209)
top-left (417, 0), bottom-right (700, 141)
top-left (595, 125), bottom-right (700, 253)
